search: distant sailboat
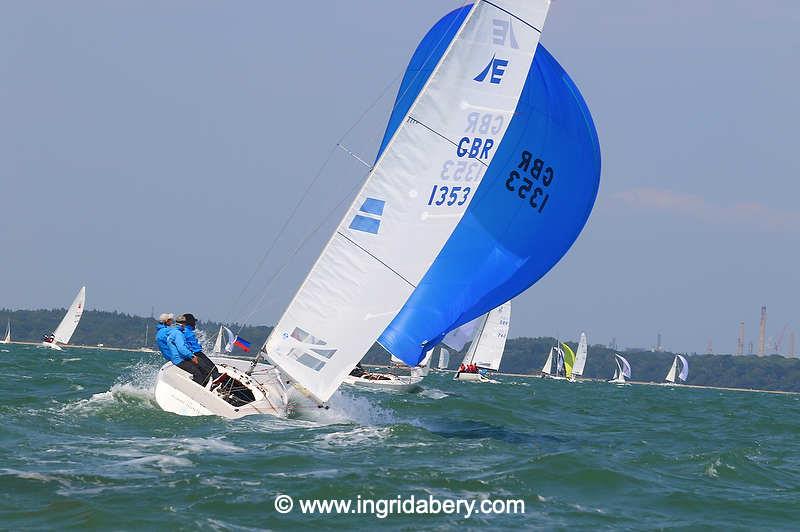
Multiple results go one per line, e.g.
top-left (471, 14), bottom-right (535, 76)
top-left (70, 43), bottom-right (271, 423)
top-left (561, 342), bottom-right (576, 381)
top-left (212, 325), bottom-right (236, 355)
top-left (437, 347), bottom-right (450, 370)
top-left (1, 320), bottom-right (10, 344)
top-left (454, 302), bottom-right (511, 382)
top-left (138, 321), bottom-right (158, 353)
top-left (541, 340), bottom-right (575, 380)
top-left (608, 354), bottom-right (631, 384)
top-left (153, 0), bottom-right (601, 419)
top-left (664, 354), bottom-right (689, 384)
top-left (343, 348), bottom-right (428, 393)
top-left (541, 347), bottom-right (555, 377)
top-left (572, 332), bottom-right (588, 379)
top-left (42, 286), bottom-right (86, 351)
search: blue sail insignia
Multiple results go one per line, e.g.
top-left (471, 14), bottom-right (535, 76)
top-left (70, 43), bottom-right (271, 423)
top-left (349, 197), bottom-right (386, 234)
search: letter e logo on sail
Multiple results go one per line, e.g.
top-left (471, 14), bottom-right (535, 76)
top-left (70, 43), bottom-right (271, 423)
top-left (474, 54), bottom-right (509, 85)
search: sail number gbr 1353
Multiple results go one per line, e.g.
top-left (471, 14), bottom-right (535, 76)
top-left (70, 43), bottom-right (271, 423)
top-left (505, 151), bottom-right (554, 213)
top-left (427, 185), bottom-right (471, 206)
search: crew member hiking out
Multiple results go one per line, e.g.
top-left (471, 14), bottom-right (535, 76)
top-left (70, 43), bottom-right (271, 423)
top-left (176, 313), bottom-right (220, 385)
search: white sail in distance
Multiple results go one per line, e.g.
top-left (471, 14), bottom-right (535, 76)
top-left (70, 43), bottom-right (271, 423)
top-left (541, 348), bottom-right (554, 375)
top-left (52, 286), bottom-right (86, 344)
top-left (263, 1), bottom-right (551, 403)
top-left (461, 302), bottom-right (510, 371)
top-left (2, 320), bottom-right (10, 344)
top-left (677, 354), bottom-right (689, 382)
top-left (437, 347), bottom-right (450, 370)
top-left (573, 332), bottom-right (588, 376)
top-left (615, 354), bottom-right (631, 379)
top-left (665, 356), bottom-right (678, 383)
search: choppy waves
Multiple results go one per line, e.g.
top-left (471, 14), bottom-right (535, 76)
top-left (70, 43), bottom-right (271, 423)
top-left (0, 346), bottom-right (798, 529)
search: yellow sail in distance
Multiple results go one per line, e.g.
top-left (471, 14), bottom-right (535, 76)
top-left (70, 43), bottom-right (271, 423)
top-left (561, 343), bottom-right (576, 379)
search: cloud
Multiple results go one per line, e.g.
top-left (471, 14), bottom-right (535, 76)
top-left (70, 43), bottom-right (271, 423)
top-left (611, 187), bottom-right (800, 232)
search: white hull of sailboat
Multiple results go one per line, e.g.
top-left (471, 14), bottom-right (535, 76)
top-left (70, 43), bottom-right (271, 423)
top-left (453, 371), bottom-right (497, 383)
top-left (41, 342), bottom-right (63, 351)
top-left (607, 377), bottom-right (628, 385)
top-left (342, 373), bottom-right (423, 393)
top-left (154, 356), bottom-right (290, 419)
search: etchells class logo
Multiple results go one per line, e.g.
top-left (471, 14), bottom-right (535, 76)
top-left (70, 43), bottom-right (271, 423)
top-left (349, 197), bottom-right (385, 234)
top-left (474, 54), bottom-right (508, 84)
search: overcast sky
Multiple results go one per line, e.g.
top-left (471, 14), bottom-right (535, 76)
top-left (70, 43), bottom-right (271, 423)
top-left (1, 1), bottom-right (798, 354)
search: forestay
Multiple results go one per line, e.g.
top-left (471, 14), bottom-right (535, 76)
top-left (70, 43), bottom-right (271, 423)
top-left (53, 286), bottom-right (85, 344)
top-left (264, 1), bottom-right (551, 403)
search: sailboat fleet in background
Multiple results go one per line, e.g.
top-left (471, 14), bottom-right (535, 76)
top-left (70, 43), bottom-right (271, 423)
top-left (41, 286), bottom-right (86, 351)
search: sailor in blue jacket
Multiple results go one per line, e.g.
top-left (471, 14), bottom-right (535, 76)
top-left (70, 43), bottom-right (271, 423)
top-left (176, 313), bottom-right (220, 385)
top-left (155, 313), bottom-right (205, 384)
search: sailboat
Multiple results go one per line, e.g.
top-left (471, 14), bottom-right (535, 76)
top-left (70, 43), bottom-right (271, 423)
top-left (454, 302), bottom-right (510, 382)
top-left (343, 349), bottom-right (429, 392)
top-left (608, 354), bottom-right (631, 385)
top-left (437, 347), bottom-right (450, 370)
top-left (153, 0), bottom-right (601, 419)
top-left (572, 332), bottom-right (588, 380)
top-left (664, 354), bottom-right (689, 384)
top-left (540, 341), bottom-right (574, 380)
top-left (41, 286), bottom-right (86, 351)
top-left (138, 321), bottom-right (158, 353)
top-left (1, 320), bottom-right (10, 344)
top-left (211, 325), bottom-right (236, 355)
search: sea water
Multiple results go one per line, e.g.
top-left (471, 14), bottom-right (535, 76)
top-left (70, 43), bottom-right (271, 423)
top-left (1, 344), bottom-right (798, 529)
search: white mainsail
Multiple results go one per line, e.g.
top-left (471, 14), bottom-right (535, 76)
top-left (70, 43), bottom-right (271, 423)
top-left (213, 326), bottom-right (224, 354)
top-left (665, 356), bottom-right (678, 383)
top-left (573, 332), bottom-right (588, 376)
top-left (1, 320), bottom-right (10, 344)
top-left (213, 326), bottom-right (235, 354)
top-left (52, 286), bottom-right (86, 344)
top-left (462, 302), bottom-right (511, 371)
top-left (437, 347), bottom-right (450, 370)
top-left (541, 348), bottom-right (554, 375)
top-left (263, 1), bottom-right (551, 403)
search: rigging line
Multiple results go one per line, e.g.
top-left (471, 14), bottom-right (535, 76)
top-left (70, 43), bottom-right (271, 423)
top-left (335, 231), bottom-right (416, 289)
top-left (228, 1), bottom-right (472, 331)
top-left (224, 71), bottom-right (402, 327)
top-left (336, 143), bottom-right (373, 169)
top-left (233, 175), bottom-right (368, 337)
top-left (481, 0), bottom-right (542, 33)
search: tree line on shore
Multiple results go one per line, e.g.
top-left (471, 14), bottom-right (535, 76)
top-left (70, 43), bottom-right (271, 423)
top-left (3, 308), bottom-right (799, 392)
